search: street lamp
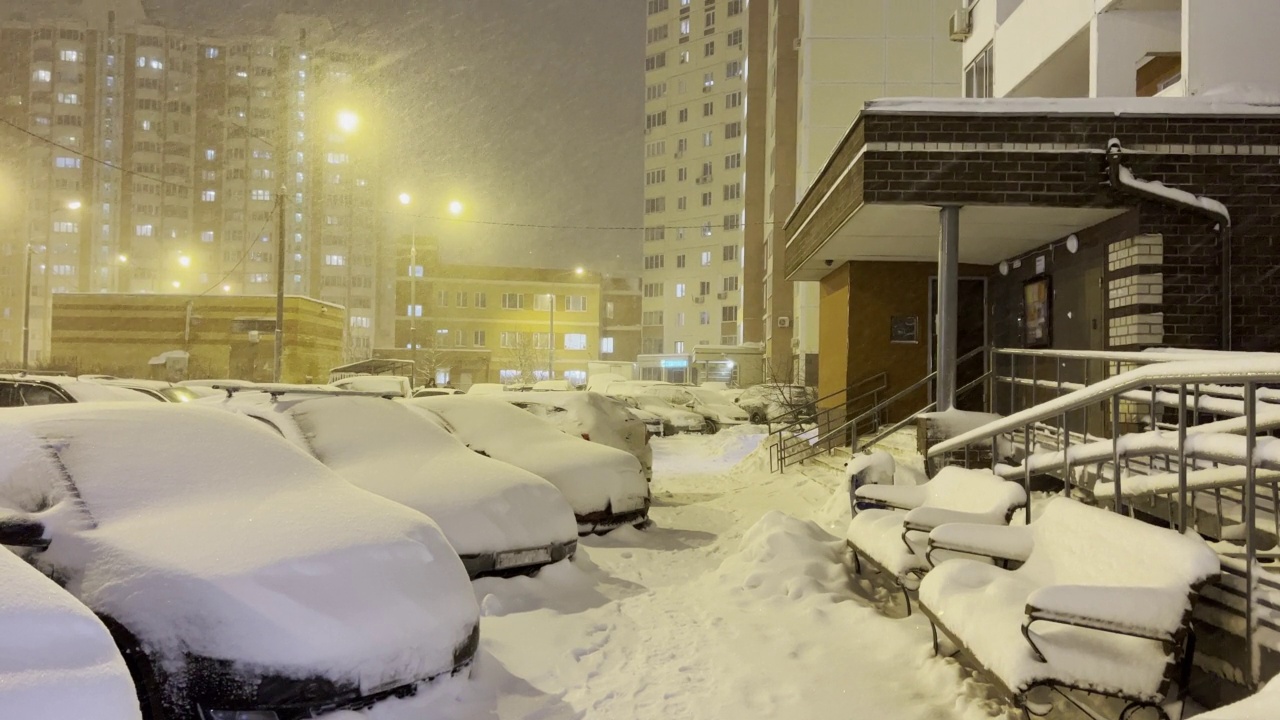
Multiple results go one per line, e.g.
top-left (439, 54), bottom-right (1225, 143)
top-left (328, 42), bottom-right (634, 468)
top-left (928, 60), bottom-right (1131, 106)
top-left (23, 199), bottom-right (81, 369)
top-left (337, 110), bottom-right (359, 134)
top-left (178, 255), bottom-right (191, 268)
top-left (448, 200), bottom-right (464, 217)
top-left (399, 192), bottom-right (420, 384)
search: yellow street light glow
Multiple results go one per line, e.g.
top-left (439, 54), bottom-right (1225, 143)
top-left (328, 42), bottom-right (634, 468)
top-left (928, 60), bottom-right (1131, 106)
top-left (66, 200), bottom-right (82, 210)
top-left (178, 255), bottom-right (192, 268)
top-left (574, 266), bottom-right (585, 275)
top-left (448, 200), bottom-right (464, 216)
top-left (171, 281), bottom-right (181, 289)
top-left (398, 193), bottom-right (412, 206)
top-left (117, 254), bottom-right (128, 263)
top-left (337, 110), bottom-right (359, 133)
top-left (222, 284), bottom-right (232, 293)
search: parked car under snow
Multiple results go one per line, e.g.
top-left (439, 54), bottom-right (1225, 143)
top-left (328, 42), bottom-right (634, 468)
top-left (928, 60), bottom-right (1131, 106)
top-left (622, 394), bottom-right (708, 435)
top-left (0, 374), bottom-right (159, 408)
top-left (0, 404), bottom-right (480, 719)
top-left (210, 391), bottom-right (580, 578)
top-left (499, 391), bottom-right (654, 482)
top-left (406, 396), bottom-right (651, 534)
top-left (0, 547), bottom-right (141, 720)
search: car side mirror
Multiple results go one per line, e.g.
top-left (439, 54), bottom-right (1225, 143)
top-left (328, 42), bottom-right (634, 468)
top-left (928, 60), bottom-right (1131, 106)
top-left (0, 509), bottom-right (50, 549)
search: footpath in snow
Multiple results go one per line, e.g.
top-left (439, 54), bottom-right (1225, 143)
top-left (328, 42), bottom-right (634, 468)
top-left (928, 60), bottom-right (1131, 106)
top-left (331, 429), bottom-right (1009, 720)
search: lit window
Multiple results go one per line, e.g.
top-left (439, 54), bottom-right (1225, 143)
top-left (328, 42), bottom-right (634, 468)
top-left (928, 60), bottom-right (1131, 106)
top-left (56, 92), bottom-right (79, 105)
top-left (564, 333), bottom-right (587, 351)
top-left (205, 149), bottom-right (216, 160)
top-left (205, 47), bottom-right (219, 59)
top-left (201, 190), bottom-right (216, 202)
top-left (135, 224), bottom-right (153, 237)
top-left (54, 156), bottom-right (81, 169)
top-left (250, 189), bottom-right (272, 201)
top-left (201, 231), bottom-right (215, 243)
top-left (701, 251), bottom-right (712, 266)
top-left (60, 50), bottom-right (79, 62)
top-left (326, 153), bottom-right (349, 164)
top-left (534, 294), bottom-right (553, 311)
top-left (675, 341), bottom-right (686, 354)
top-left (675, 283), bottom-right (686, 298)
top-left (32, 69), bottom-right (51, 82)
top-left (406, 304), bottom-right (422, 317)
top-left (601, 337), bottom-right (614, 354)
top-left (324, 254), bottom-right (345, 266)
top-left (52, 221), bottom-right (78, 233)
top-left (149, 59), bottom-right (164, 70)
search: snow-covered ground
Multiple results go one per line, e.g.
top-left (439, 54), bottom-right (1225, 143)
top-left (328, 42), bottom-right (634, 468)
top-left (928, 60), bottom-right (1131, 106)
top-left (327, 428), bottom-right (1011, 720)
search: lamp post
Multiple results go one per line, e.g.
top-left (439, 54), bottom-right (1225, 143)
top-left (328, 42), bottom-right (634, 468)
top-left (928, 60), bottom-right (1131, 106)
top-left (24, 200), bottom-right (82, 369)
top-left (545, 266), bottom-right (585, 381)
top-left (399, 193), bottom-right (419, 384)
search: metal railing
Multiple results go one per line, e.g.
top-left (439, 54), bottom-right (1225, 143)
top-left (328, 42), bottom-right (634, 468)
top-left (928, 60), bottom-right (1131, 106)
top-left (769, 345), bottom-right (988, 472)
top-left (765, 372), bottom-right (888, 472)
top-left (929, 356), bottom-right (1280, 689)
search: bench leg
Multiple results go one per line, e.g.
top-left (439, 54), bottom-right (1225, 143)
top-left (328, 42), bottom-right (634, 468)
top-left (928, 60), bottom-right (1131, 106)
top-left (901, 584), bottom-right (912, 617)
top-left (928, 620), bottom-right (940, 656)
top-left (852, 548), bottom-right (862, 576)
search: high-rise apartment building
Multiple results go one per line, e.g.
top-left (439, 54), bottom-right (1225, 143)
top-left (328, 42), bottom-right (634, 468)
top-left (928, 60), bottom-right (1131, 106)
top-left (641, 0), bottom-right (756, 357)
top-left (0, 8), bottom-right (382, 366)
top-left (747, 0), bottom-right (959, 382)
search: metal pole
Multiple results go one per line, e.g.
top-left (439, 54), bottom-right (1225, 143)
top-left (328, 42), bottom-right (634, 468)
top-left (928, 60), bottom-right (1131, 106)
top-left (549, 293), bottom-right (555, 380)
top-left (1177, 384), bottom-right (1188, 532)
top-left (1112, 393), bottom-right (1123, 514)
top-left (20, 244), bottom-right (32, 370)
top-left (1244, 382), bottom-right (1259, 689)
top-left (1023, 423), bottom-right (1033, 525)
top-left (409, 230), bottom-right (417, 384)
top-left (273, 192), bottom-right (285, 383)
top-left (936, 206), bottom-right (960, 412)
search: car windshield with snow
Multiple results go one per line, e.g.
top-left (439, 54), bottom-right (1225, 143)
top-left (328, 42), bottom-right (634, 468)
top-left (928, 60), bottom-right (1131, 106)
top-left (406, 396), bottom-right (651, 534)
top-left (0, 375), bottom-right (160, 408)
top-left (209, 390), bottom-right (580, 578)
top-left (0, 404), bottom-right (479, 719)
top-left (625, 394), bottom-right (708, 435)
top-left (499, 390), bottom-right (654, 481)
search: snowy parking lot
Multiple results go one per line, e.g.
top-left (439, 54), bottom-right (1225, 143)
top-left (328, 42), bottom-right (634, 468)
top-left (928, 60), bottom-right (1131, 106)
top-left (353, 430), bottom-right (1006, 720)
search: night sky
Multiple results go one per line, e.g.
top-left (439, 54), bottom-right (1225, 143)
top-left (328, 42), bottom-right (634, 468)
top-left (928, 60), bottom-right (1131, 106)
top-left (140, 0), bottom-right (645, 274)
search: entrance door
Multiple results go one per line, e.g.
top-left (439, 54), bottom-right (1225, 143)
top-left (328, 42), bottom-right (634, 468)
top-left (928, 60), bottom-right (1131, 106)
top-left (929, 277), bottom-right (988, 412)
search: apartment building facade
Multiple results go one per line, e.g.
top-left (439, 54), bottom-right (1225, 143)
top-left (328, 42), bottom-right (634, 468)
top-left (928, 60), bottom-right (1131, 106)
top-left (747, 0), bottom-right (959, 383)
top-left (0, 8), bottom-right (382, 366)
top-left (383, 234), bottom-right (636, 387)
top-left (641, 0), bottom-right (754, 358)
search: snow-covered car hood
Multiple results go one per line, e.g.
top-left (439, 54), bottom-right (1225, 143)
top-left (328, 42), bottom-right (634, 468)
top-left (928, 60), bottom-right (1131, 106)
top-left (699, 401), bottom-right (749, 423)
top-left (0, 405), bottom-right (479, 690)
top-left (405, 397), bottom-right (649, 518)
top-left (0, 548), bottom-right (140, 720)
top-left (498, 391), bottom-right (653, 474)
top-left (212, 394), bottom-right (578, 556)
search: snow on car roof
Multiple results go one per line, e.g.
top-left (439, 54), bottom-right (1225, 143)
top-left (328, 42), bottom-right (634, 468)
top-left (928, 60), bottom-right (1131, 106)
top-left (0, 548), bottom-right (140, 720)
top-left (0, 403), bottom-right (478, 676)
top-left (0, 375), bottom-right (157, 404)
top-left (219, 394), bottom-right (576, 555)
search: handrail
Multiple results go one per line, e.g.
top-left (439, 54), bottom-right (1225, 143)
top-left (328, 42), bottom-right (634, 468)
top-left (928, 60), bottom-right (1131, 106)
top-left (767, 370), bottom-right (885, 430)
top-left (994, 348), bottom-right (1280, 363)
top-left (858, 370), bottom-right (992, 452)
top-left (930, 358), bottom-right (1280, 457)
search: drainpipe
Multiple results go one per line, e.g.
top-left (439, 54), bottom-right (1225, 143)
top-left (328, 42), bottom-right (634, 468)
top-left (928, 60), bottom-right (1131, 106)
top-left (1105, 139), bottom-right (1233, 350)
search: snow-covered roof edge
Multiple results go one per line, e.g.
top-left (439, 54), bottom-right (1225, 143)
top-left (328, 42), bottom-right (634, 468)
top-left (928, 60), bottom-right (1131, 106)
top-left (864, 96), bottom-right (1280, 118)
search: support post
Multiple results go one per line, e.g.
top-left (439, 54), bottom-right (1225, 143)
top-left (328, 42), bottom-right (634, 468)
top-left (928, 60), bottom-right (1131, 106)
top-left (549, 294), bottom-right (556, 380)
top-left (409, 231), bottom-right (417, 385)
top-left (273, 192), bottom-right (285, 383)
top-left (21, 244), bottom-right (32, 370)
top-left (936, 206), bottom-right (960, 412)
top-left (1244, 382), bottom-right (1259, 689)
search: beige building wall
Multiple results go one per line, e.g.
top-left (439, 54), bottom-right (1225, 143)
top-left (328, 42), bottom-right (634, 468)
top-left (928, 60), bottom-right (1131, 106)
top-left (752, 0), bottom-right (960, 383)
top-left (641, 0), bottom-right (751, 357)
top-left (50, 293), bottom-right (344, 382)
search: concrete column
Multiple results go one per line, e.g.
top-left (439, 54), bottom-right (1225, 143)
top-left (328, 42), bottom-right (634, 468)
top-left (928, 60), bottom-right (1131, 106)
top-left (1089, 9), bottom-right (1180, 97)
top-left (936, 206), bottom-right (961, 413)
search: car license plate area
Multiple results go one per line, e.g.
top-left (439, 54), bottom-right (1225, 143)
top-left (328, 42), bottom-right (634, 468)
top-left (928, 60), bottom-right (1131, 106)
top-left (494, 548), bottom-right (552, 570)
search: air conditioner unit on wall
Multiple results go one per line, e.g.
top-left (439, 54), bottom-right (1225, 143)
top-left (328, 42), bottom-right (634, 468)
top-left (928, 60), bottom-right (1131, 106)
top-left (949, 7), bottom-right (972, 42)
top-left (777, 316), bottom-right (791, 328)
top-left (694, 296), bottom-right (706, 304)
top-left (716, 292), bottom-right (727, 300)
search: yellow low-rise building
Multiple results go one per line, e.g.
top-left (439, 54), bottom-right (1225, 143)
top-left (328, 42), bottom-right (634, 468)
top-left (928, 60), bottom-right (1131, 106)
top-left (50, 293), bottom-right (344, 383)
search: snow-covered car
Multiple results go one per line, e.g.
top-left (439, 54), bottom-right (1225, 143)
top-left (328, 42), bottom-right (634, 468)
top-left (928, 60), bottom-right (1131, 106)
top-left (0, 404), bottom-right (480, 719)
top-left (531, 379), bottom-right (575, 392)
top-left (465, 383), bottom-right (507, 395)
top-left (210, 391), bottom-right (579, 578)
top-left (622, 394), bottom-right (708, 435)
top-left (625, 405), bottom-right (666, 437)
top-left (0, 374), bottom-right (159, 407)
top-left (735, 384), bottom-right (817, 424)
top-left (500, 391), bottom-right (654, 481)
top-left (406, 396), bottom-right (651, 534)
top-left (700, 382), bottom-right (745, 403)
top-left (0, 547), bottom-right (141, 720)
top-left (412, 387), bottom-right (465, 398)
top-left (90, 378), bottom-right (207, 403)
top-left (640, 385), bottom-right (749, 432)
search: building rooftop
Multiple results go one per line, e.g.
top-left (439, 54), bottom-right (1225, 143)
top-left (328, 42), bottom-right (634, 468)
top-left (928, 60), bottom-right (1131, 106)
top-left (864, 90), bottom-right (1280, 118)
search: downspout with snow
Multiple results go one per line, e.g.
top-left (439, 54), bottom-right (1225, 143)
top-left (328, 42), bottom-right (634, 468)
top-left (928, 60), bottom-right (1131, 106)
top-left (1105, 139), bottom-right (1233, 350)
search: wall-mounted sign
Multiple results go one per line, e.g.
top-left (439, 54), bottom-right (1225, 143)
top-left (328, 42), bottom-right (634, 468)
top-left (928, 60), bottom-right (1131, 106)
top-left (1023, 275), bottom-right (1052, 348)
top-left (890, 315), bottom-right (919, 344)
top-left (659, 358), bottom-right (689, 369)
top-left (1035, 255), bottom-right (1046, 274)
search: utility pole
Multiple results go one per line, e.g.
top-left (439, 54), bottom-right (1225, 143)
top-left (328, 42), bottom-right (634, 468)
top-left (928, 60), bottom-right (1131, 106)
top-left (273, 191), bottom-right (285, 383)
top-left (548, 292), bottom-right (555, 381)
top-left (20, 244), bottom-right (32, 370)
top-left (409, 228), bottom-right (418, 386)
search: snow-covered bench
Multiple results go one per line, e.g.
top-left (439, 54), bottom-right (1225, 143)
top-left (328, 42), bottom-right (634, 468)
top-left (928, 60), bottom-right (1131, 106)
top-left (920, 498), bottom-right (1220, 719)
top-left (845, 465), bottom-right (1027, 615)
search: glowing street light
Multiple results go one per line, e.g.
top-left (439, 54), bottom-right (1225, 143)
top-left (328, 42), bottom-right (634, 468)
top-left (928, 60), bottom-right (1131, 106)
top-left (398, 192), bottom-right (412, 206)
top-left (574, 266), bottom-right (585, 276)
top-left (66, 200), bottom-right (82, 210)
top-left (171, 281), bottom-right (181, 289)
top-left (222, 284), bottom-right (232, 293)
top-left (448, 200), bottom-right (464, 217)
top-left (178, 255), bottom-right (191, 268)
top-left (117, 254), bottom-right (128, 263)
top-left (337, 110), bottom-right (359, 133)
